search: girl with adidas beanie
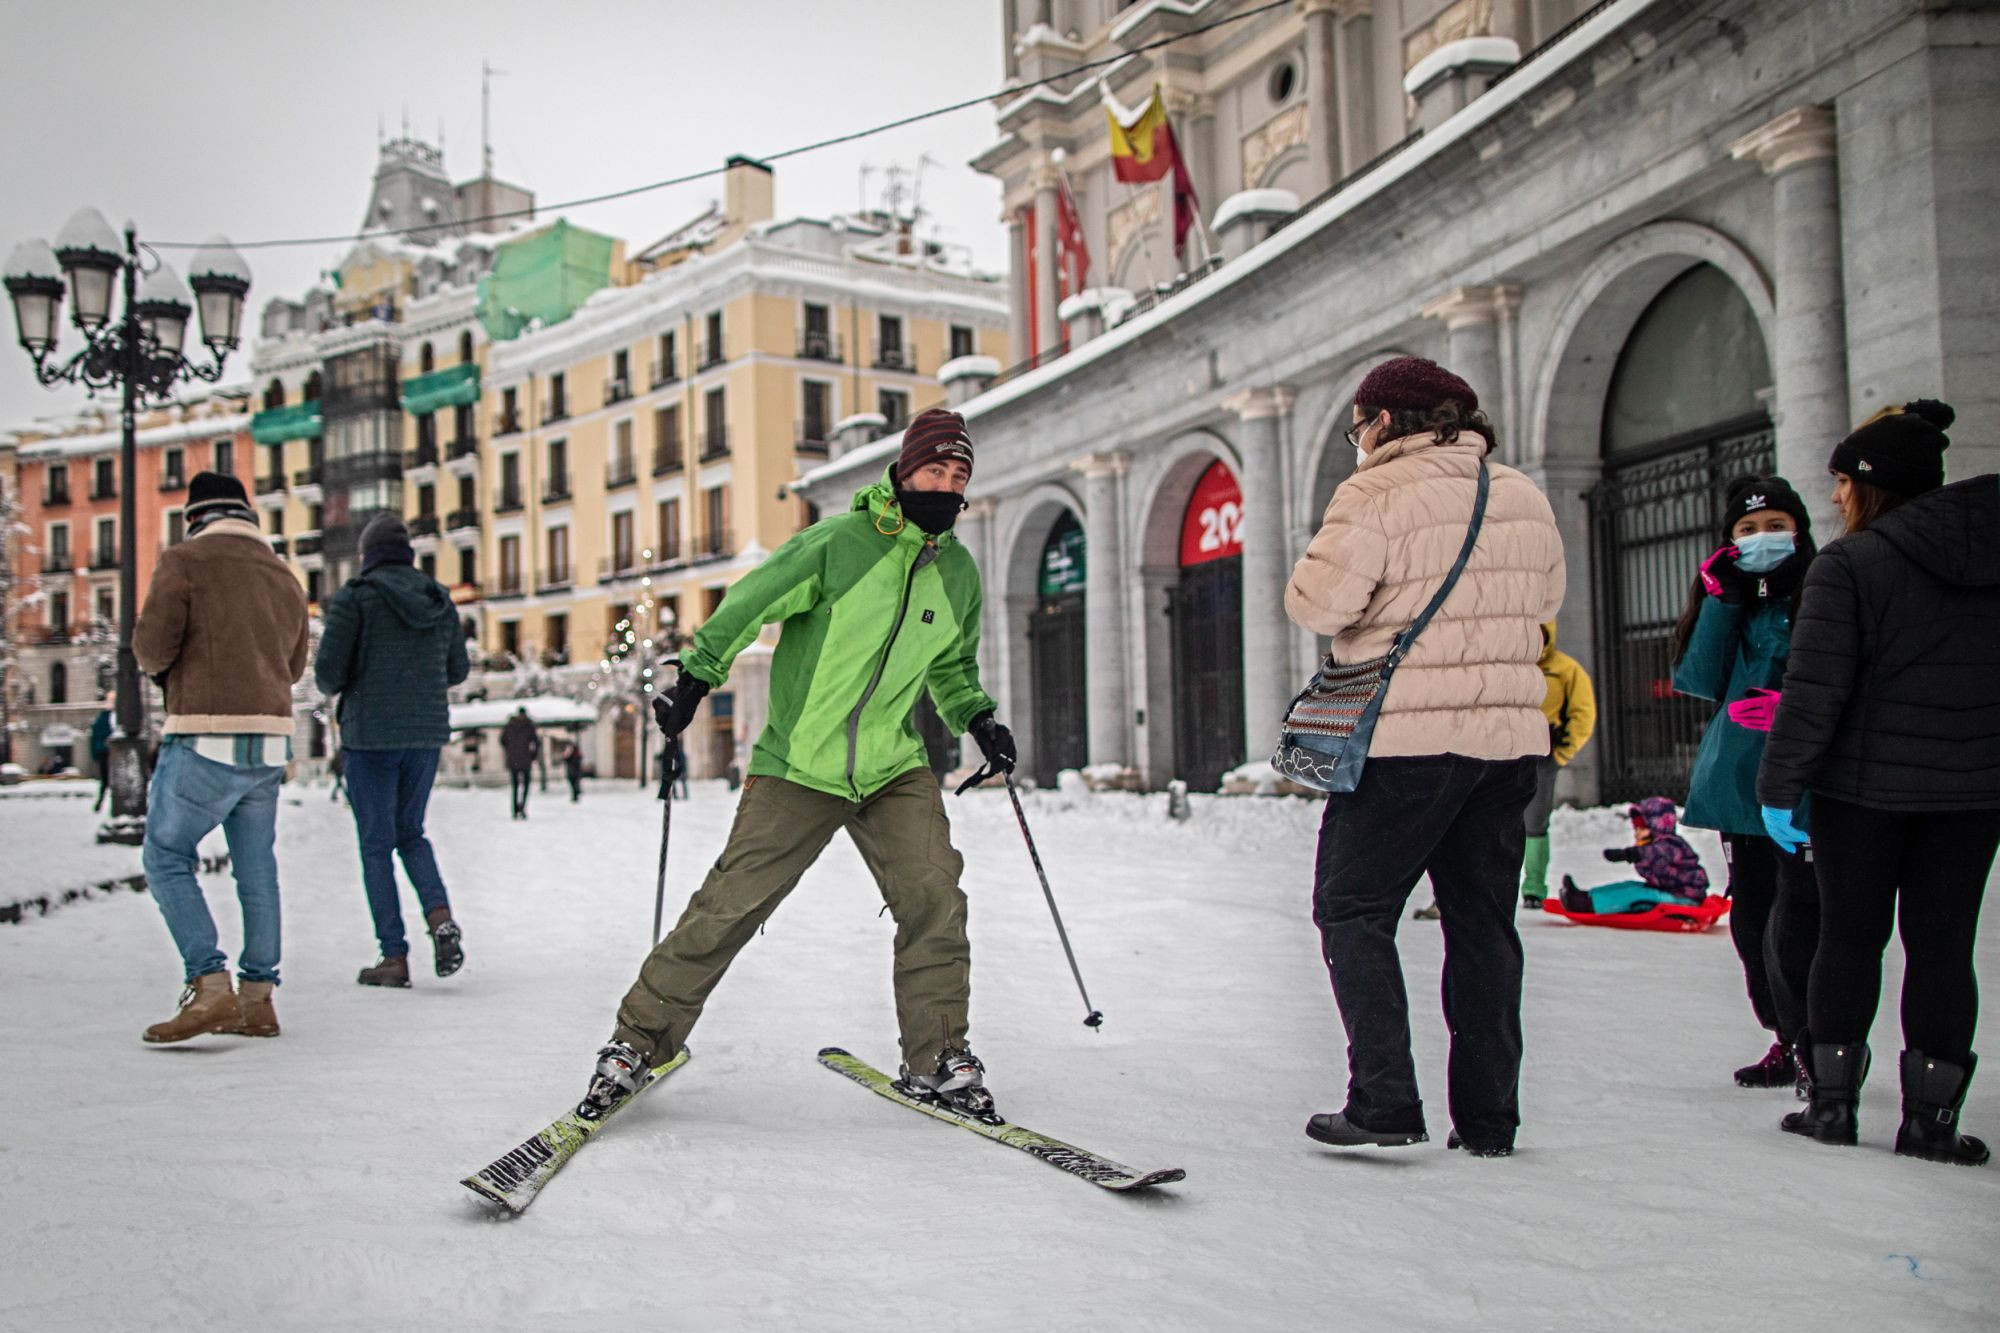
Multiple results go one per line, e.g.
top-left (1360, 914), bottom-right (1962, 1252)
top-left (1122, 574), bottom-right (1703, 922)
top-left (1668, 474), bottom-right (1820, 1092)
top-left (1759, 399), bottom-right (2000, 1166)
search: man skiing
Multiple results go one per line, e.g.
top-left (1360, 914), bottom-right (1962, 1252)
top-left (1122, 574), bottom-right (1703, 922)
top-left (584, 406), bottom-right (1016, 1118)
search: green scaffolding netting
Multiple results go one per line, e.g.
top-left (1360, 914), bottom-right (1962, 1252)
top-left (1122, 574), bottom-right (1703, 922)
top-left (476, 219), bottom-right (618, 342)
top-left (250, 402), bottom-right (323, 445)
top-left (401, 363), bottom-right (482, 415)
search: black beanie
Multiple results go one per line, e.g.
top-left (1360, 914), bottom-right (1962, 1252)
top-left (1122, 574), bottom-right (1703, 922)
top-left (1828, 399), bottom-right (1953, 498)
top-left (1721, 475), bottom-right (1812, 541)
top-left (360, 513), bottom-right (411, 553)
top-left (185, 470), bottom-right (249, 518)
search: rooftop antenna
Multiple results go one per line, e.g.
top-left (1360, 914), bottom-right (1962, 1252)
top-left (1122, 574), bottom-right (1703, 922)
top-left (910, 153), bottom-right (943, 232)
top-left (858, 163), bottom-right (875, 217)
top-left (482, 61), bottom-right (508, 178)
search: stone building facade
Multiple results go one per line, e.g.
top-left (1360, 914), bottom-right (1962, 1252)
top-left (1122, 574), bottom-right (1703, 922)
top-left (798, 0), bottom-right (2000, 803)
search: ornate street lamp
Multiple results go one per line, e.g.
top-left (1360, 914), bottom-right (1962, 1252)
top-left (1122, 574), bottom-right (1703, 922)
top-left (4, 211), bottom-right (250, 843)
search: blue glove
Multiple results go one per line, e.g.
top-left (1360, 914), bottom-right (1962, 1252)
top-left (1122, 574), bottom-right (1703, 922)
top-left (1761, 805), bottom-right (1807, 854)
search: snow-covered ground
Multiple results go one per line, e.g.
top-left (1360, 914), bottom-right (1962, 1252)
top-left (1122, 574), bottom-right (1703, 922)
top-left (3, 779), bottom-right (1996, 1332)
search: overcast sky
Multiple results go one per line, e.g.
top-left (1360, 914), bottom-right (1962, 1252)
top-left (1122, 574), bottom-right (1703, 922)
top-left (0, 0), bottom-right (1008, 434)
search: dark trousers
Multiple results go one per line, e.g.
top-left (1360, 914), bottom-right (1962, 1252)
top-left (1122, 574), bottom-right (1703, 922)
top-left (1720, 833), bottom-right (1819, 1044)
top-left (509, 768), bottom-right (531, 818)
top-left (344, 747), bottom-right (452, 958)
top-left (1314, 754), bottom-right (1536, 1145)
top-left (1807, 794), bottom-right (2000, 1063)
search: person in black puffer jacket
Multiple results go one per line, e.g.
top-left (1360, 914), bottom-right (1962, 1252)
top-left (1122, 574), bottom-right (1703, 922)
top-left (1757, 400), bottom-right (2000, 1167)
top-left (315, 514), bottom-right (472, 989)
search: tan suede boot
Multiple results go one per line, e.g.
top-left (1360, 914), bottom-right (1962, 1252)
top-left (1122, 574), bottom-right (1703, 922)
top-left (143, 972), bottom-right (240, 1044)
top-left (227, 980), bottom-right (281, 1037)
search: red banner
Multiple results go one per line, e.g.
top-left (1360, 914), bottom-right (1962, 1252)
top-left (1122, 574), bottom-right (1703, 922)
top-left (1179, 460), bottom-right (1243, 567)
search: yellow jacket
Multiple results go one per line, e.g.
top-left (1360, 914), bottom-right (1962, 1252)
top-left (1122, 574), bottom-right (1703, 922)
top-left (1539, 622), bottom-right (1596, 766)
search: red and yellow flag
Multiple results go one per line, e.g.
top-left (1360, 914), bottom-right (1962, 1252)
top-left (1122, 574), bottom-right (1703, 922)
top-left (1107, 89), bottom-right (1177, 184)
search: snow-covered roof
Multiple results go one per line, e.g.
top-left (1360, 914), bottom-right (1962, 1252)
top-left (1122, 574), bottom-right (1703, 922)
top-left (796, 0), bottom-right (1662, 496)
top-left (449, 696), bottom-right (596, 731)
top-left (1404, 37), bottom-right (1523, 96)
top-left (16, 412), bottom-right (252, 461)
top-left (1211, 189), bottom-right (1300, 232)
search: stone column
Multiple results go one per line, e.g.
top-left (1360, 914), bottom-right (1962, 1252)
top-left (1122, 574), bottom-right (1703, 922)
top-left (1332, 1), bottom-right (1375, 177)
top-left (1005, 213), bottom-right (1029, 365)
top-left (1298, 0), bottom-right (1341, 195)
top-left (1073, 452), bottom-right (1130, 769)
top-left (1033, 166), bottom-right (1062, 357)
top-left (1419, 284), bottom-right (1521, 437)
top-left (1731, 106), bottom-right (1848, 527)
top-left (1223, 385), bottom-right (1298, 762)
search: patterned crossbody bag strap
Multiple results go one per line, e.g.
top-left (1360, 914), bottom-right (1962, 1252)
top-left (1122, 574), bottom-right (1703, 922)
top-left (1387, 459), bottom-right (1490, 667)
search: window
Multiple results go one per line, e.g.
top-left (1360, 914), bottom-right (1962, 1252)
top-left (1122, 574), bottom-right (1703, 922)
top-left (501, 385), bottom-right (519, 431)
top-left (547, 439), bottom-right (570, 499)
top-left (657, 498), bottom-right (682, 562)
top-left (416, 413), bottom-right (438, 454)
top-left (1268, 60), bottom-right (1297, 105)
top-left (49, 590), bottom-right (69, 632)
top-left (46, 463), bottom-right (69, 505)
top-left (547, 526), bottom-right (571, 584)
top-left (703, 387), bottom-right (727, 458)
top-left (659, 593), bottom-right (682, 639)
top-left (166, 509), bottom-right (185, 546)
top-left (458, 546), bottom-right (477, 585)
top-left (613, 511), bottom-right (635, 570)
top-left (48, 522), bottom-right (70, 566)
top-left (263, 378), bottom-right (286, 410)
top-left (702, 486), bottom-right (728, 556)
top-left (308, 503), bottom-right (327, 532)
top-left (499, 535), bottom-right (522, 592)
top-left (417, 483), bottom-right (436, 516)
top-left (703, 311), bottom-right (724, 366)
top-left (93, 458), bottom-right (116, 500)
top-left (655, 330), bottom-right (677, 384)
top-left (878, 389), bottom-right (909, 431)
top-left (499, 453), bottom-right (522, 509)
top-left (500, 620), bottom-right (521, 658)
top-left (459, 330), bottom-right (474, 363)
top-left (269, 507), bottom-right (284, 535)
top-left (801, 302), bottom-right (833, 359)
top-left (453, 401), bottom-right (474, 442)
top-left (613, 349), bottom-right (630, 386)
top-left (457, 475), bottom-right (475, 512)
top-left (609, 603), bottom-right (631, 640)
top-left (653, 405), bottom-right (682, 473)
top-left (546, 612), bottom-right (568, 662)
top-left (876, 314), bottom-right (906, 369)
top-left (802, 381), bottom-right (831, 443)
top-left (94, 587), bottom-right (113, 624)
top-left (612, 419), bottom-right (635, 480)
top-left (305, 570), bottom-right (323, 604)
top-left (94, 517), bottom-right (117, 566)
top-left (950, 325), bottom-right (975, 360)
top-left (421, 552), bottom-right (437, 580)
top-left (703, 585), bottom-right (727, 619)
top-left (50, 661), bottom-right (67, 705)
top-left (303, 371), bottom-right (321, 401)
top-left (420, 341), bottom-right (435, 373)
top-left (213, 440), bottom-right (233, 476)
top-left (163, 447), bottom-right (185, 489)
top-left (548, 372), bottom-right (568, 420)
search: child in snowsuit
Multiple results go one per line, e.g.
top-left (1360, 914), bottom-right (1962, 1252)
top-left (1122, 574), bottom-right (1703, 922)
top-left (1560, 796), bottom-right (1709, 914)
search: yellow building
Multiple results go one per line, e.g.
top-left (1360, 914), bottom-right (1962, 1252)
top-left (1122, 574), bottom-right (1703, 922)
top-left (478, 157), bottom-right (1010, 779)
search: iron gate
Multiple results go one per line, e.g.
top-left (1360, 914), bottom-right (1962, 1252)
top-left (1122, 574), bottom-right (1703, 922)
top-left (1169, 556), bottom-right (1246, 791)
top-left (1587, 414), bottom-right (1773, 804)
top-left (1027, 592), bottom-right (1088, 787)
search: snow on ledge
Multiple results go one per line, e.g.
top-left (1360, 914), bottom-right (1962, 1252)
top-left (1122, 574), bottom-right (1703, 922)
top-left (450, 697), bottom-right (596, 731)
top-left (1403, 36), bottom-right (1522, 96)
top-left (938, 354), bottom-right (1002, 382)
top-left (1055, 287), bottom-right (1135, 324)
top-left (833, 411), bottom-right (888, 435)
top-left (1109, 0), bottom-right (1209, 48)
top-left (1211, 189), bottom-right (1301, 233)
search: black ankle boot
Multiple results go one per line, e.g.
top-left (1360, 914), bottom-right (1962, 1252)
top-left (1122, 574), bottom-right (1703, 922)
top-left (1895, 1051), bottom-right (1990, 1166)
top-left (1781, 1040), bottom-right (1868, 1145)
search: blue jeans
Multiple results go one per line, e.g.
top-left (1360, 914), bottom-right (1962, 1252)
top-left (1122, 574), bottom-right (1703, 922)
top-left (142, 739), bottom-right (284, 985)
top-left (344, 747), bottom-right (451, 957)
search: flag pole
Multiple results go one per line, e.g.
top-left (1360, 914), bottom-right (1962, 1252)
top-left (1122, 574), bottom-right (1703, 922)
top-left (1102, 79), bottom-right (1170, 293)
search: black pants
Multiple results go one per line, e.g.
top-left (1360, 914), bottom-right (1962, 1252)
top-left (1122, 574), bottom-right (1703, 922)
top-left (1314, 754), bottom-right (1536, 1145)
top-left (1720, 833), bottom-right (1819, 1044)
top-left (1808, 794), bottom-right (2000, 1063)
top-left (510, 768), bottom-right (531, 818)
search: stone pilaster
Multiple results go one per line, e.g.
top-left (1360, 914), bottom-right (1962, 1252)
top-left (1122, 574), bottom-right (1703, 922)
top-left (1222, 385), bottom-right (1298, 762)
top-left (1332, 1), bottom-right (1375, 177)
top-left (1073, 452), bottom-right (1131, 767)
top-left (1419, 284), bottom-right (1522, 442)
top-left (1298, 0), bottom-right (1341, 196)
top-left (1033, 166), bottom-right (1062, 357)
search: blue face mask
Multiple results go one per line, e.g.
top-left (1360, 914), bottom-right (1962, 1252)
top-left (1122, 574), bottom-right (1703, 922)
top-left (1734, 531), bottom-right (1797, 573)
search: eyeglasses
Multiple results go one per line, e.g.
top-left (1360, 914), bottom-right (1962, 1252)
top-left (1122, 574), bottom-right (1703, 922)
top-left (1344, 421), bottom-right (1367, 450)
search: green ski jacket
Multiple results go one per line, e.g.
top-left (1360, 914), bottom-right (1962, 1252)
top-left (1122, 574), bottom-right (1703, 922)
top-left (680, 467), bottom-right (996, 800)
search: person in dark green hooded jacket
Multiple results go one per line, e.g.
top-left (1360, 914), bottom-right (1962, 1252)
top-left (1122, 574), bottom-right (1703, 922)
top-left (584, 408), bottom-right (1018, 1122)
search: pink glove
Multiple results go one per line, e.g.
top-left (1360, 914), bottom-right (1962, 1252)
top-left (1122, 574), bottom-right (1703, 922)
top-left (1699, 544), bottom-right (1741, 598)
top-left (1727, 688), bottom-right (1781, 732)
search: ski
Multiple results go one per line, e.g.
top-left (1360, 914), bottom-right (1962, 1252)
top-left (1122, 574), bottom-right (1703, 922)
top-left (461, 1048), bottom-right (691, 1215)
top-left (817, 1046), bottom-right (1184, 1193)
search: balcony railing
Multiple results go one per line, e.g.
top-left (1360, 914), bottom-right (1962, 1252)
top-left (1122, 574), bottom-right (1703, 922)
top-left (597, 555), bottom-right (642, 582)
top-left (699, 427), bottom-right (729, 463)
top-left (796, 329), bottom-right (841, 362)
top-left (495, 412), bottom-right (522, 437)
top-left (873, 344), bottom-right (915, 373)
top-left (652, 439), bottom-right (684, 476)
top-left (447, 436), bottom-right (479, 462)
top-left (542, 402), bottom-right (569, 426)
top-left (606, 456), bottom-right (638, 489)
top-left (649, 360), bottom-right (680, 389)
top-left (445, 508), bottom-right (481, 533)
top-left (255, 473), bottom-right (286, 496)
top-left (267, 537), bottom-right (288, 556)
top-left (604, 378), bottom-right (632, 407)
top-left (158, 472), bottom-right (186, 493)
top-left (543, 471), bottom-right (571, 504)
top-left (536, 567), bottom-right (573, 594)
top-left (409, 514), bottom-right (441, 539)
top-left (691, 527), bottom-right (733, 563)
top-left (35, 625), bottom-right (75, 644)
top-left (486, 574), bottom-right (524, 599)
top-left (696, 340), bottom-right (726, 371)
top-left (494, 485), bottom-right (525, 515)
top-left (405, 444), bottom-right (440, 471)
top-left (91, 547), bottom-right (119, 571)
top-left (292, 534), bottom-right (323, 557)
top-left (90, 478), bottom-right (117, 501)
top-left (293, 465), bottom-right (323, 488)
top-left (42, 553), bottom-right (72, 574)
top-left (42, 483), bottom-right (71, 507)
top-left (796, 419), bottom-right (830, 456)
top-left (649, 539), bottom-right (684, 568)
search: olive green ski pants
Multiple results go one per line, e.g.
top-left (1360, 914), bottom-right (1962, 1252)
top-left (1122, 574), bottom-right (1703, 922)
top-left (613, 767), bottom-right (970, 1070)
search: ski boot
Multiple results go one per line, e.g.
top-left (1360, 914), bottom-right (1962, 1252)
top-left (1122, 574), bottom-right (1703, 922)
top-left (897, 1049), bottom-right (999, 1121)
top-left (580, 1041), bottom-right (651, 1121)
top-left (1734, 1041), bottom-right (1797, 1089)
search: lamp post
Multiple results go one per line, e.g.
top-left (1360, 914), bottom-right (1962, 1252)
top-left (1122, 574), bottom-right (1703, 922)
top-left (4, 211), bottom-right (250, 843)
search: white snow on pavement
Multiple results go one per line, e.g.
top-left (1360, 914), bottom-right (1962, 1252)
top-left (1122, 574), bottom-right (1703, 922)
top-left (2, 780), bottom-right (1996, 1331)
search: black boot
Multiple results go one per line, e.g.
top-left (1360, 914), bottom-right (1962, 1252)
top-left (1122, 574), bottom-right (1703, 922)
top-left (1559, 875), bottom-right (1593, 915)
top-left (1780, 1039), bottom-right (1868, 1145)
top-left (1895, 1051), bottom-right (1990, 1166)
top-left (1305, 1111), bottom-right (1428, 1148)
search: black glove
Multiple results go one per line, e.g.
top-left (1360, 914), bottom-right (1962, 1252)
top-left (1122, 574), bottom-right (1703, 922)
top-left (651, 672), bottom-right (710, 740)
top-left (1603, 847), bottom-right (1636, 863)
top-left (1700, 545), bottom-right (1753, 605)
top-left (968, 712), bottom-right (1016, 774)
top-left (1745, 552), bottom-right (1807, 604)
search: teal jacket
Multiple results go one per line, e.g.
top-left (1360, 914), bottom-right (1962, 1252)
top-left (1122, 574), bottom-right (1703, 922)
top-left (682, 468), bottom-right (995, 800)
top-left (1672, 597), bottom-right (1808, 836)
top-left (314, 563), bottom-right (470, 750)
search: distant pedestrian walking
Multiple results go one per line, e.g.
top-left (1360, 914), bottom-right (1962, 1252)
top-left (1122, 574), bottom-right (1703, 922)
top-left (328, 747), bottom-right (347, 803)
top-left (502, 707), bottom-right (538, 819)
top-left (89, 698), bottom-right (113, 812)
top-left (315, 513), bottom-right (471, 989)
top-left (132, 472), bottom-right (308, 1044)
top-left (564, 740), bottom-right (584, 801)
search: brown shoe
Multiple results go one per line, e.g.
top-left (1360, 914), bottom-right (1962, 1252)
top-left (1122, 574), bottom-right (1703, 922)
top-left (357, 955), bottom-right (412, 988)
top-left (143, 972), bottom-right (241, 1044)
top-left (227, 979), bottom-right (281, 1037)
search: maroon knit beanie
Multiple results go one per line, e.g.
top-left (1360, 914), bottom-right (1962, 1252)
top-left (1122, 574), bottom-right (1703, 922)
top-left (1353, 356), bottom-right (1479, 414)
top-left (895, 407), bottom-right (974, 486)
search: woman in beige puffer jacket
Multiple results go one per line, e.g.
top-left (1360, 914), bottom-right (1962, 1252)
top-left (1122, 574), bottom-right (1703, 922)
top-left (1292, 355), bottom-right (1565, 1160)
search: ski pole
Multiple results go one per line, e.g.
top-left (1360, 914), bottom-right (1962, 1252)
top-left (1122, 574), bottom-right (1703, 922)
top-left (652, 744), bottom-right (677, 945)
top-left (1001, 771), bottom-right (1104, 1028)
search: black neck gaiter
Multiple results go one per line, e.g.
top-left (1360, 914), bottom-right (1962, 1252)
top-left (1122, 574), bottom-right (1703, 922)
top-left (894, 487), bottom-right (966, 536)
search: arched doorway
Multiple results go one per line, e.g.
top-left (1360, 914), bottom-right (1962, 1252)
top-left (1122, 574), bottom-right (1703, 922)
top-left (1170, 459), bottom-right (1246, 789)
top-left (1027, 510), bottom-right (1087, 786)
top-left (1587, 262), bottom-right (1774, 802)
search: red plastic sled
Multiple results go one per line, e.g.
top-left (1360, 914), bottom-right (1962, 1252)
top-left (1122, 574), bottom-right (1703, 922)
top-left (1540, 894), bottom-right (1731, 933)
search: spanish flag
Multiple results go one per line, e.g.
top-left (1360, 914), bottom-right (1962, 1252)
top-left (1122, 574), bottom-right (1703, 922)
top-left (1107, 88), bottom-right (1177, 184)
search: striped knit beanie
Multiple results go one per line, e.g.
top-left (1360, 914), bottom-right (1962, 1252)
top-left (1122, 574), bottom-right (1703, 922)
top-left (895, 407), bottom-right (975, 486)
